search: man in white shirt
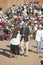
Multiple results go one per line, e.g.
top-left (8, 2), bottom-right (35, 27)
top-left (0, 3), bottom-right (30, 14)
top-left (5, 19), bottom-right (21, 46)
top-left (36, 25), bottom-right (42, 53)
top-left (41, 27), bottom-right (43, 49)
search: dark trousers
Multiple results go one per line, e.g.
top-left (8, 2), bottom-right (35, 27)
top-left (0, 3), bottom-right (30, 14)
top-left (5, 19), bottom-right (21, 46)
top-left (10, 45), bottom-right (19, 55)
top-left (0, 35), bottom-right (2, 40)
top-left (41, 60), bottom-right (43, 65)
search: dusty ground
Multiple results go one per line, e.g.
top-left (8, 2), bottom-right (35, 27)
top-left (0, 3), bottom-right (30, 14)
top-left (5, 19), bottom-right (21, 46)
top-left (0, 39), bottom-right (43, 65)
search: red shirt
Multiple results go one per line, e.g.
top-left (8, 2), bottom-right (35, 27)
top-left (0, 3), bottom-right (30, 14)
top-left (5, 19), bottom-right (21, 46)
top-left (1, 22), bottom-right (5, 28)
top-left (36, 18), bottom-right (40, 23)
top-left (17, 17), bottom-right (20, 23)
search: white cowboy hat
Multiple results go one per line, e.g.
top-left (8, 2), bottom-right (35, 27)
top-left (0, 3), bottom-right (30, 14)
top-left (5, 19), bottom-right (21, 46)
top-left (39, 24), bottom-right (42, 28)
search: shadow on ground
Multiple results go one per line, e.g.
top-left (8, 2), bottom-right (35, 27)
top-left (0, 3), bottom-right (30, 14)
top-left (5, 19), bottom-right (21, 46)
top-left (0, 48), bottom-right (10, 58)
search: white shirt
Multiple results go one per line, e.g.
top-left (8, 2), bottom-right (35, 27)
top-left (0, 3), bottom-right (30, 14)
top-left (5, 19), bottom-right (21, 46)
top-left (23, 9), bottom-right (27, 13)
top-left (0, 11), bottom-right (2, 17)
top-left (34, 9), bottom-right (38, 13)
top-left (0, 11), bottom-right (2, 15)
top-left (34, 26), bottom-right (37, 31)
top-left (0, 19), bottom-right (1, 22)
top-left (38, 10), bottom-right (42, 15)
top-left (10, 33), bottom-right (21, 45)
top-left (36, 30), bottom-right (42, 41)
top-left (41, 30), bottom-right (43, 40)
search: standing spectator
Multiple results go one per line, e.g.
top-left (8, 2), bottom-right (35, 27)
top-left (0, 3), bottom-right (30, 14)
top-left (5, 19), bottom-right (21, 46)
top-left (20, 23), bottom-right (25, 55)
top-left (41, 26), bottom-right (43, 49)
top-left (36, 25), bottom-right (42, 53)
top-left (20, 24), bottom-right (30, 56)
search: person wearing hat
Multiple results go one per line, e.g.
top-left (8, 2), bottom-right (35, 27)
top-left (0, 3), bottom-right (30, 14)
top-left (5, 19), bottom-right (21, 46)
top-left (41, 25), bottom-right (43, 49)
top-left (36, 24), bottom-right (42, 53)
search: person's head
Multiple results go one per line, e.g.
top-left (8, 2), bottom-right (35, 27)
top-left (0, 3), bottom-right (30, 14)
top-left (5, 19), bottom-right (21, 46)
top-left (22, 23), bottom-right (26, 28)
top-left (6, 26), bottom-right (9, 30)
top-left (38, 24), bottom-right (42, 30)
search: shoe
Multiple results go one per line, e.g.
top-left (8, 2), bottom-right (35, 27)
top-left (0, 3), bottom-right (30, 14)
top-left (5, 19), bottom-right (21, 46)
top-left (24, 55), bottom-right (28, 57)
top-left (24, 54), bottom-right (28, 57)
top-left (10, 55), bottom-right (12, 58)
top-left (41, 58), bottom-right (43, 65)
top-left (20, 53), bottom-right (24, 56)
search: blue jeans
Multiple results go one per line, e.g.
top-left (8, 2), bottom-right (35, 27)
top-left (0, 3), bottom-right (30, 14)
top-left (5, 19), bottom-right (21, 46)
top-left (37, 41), bottom-right (42, 53)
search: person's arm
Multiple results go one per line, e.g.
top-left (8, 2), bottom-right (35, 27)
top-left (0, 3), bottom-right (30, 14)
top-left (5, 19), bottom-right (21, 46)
top-left (35, 30), bottom-right (38, 41)
top-left (28, 35), bottom-right (30, 41)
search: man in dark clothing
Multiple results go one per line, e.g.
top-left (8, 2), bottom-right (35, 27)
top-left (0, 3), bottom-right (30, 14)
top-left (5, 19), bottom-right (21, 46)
top-left (20, 26), bottom-right (24, 41)
top-left (20, 23), bottom-right (30, 56)
top-left (24, 26), bottom-right (30, 42)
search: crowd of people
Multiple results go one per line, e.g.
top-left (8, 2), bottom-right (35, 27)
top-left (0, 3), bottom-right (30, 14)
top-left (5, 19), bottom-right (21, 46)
top-left (0, 1), bottom-right (43, 57)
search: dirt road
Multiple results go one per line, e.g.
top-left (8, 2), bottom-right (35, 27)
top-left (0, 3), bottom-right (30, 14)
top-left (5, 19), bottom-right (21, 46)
top-left (0, 39), bottom-right (43, 65)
